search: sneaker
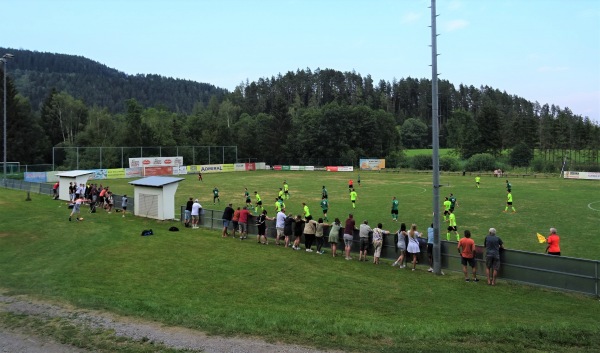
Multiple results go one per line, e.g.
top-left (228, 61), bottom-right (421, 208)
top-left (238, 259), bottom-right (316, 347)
top-left (306, 249), bottom-right (313, 252)
top-left (69, 217), bottom-right (71, 221)
top-left (399, 265), bottom-right (406, 269)
top-left (465, 278), bottom-right (470, 282)
top-left (412, 268), bottom-right (415, 271)
top-left (317, 251), bottom-right (322, 255)
top-left (345, 257), bottom-right (352, 260)
top-left (473, 278), bottom-right (480, 282)
top-left (392, 261), bottom-right (398, 267)
top-left (428, 267), bottom-right (433, 272)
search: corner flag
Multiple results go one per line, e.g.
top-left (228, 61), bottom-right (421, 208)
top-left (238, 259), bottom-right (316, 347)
top-left (536, 233), bottom-right (546, 244)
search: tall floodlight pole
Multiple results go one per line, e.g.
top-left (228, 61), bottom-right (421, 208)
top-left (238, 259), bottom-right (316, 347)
top-left (430, 1), bottom-right (442, 274)
top-left (1, 53), bottom-right (14, 180)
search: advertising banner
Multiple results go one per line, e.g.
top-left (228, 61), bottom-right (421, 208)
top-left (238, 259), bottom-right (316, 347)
top-left (359, 159), bottom-right (386, 170)
top-left (564, 171), bottom-right (600, 180)
top-left (129, 156), bottom-right (183, 168)
top-left (144, 166), bottom-right (173, 176)
top-left (199, 164), bottom-right (225, 173)
top-left (326, 166), bottom-right (354, 172)
top-left (125, 167), bottom-right (143, 178)
top-left (90, 169), bottom-right (107, 180)
top-left (234, 163), bottom-right (246, 171)
top-left (24, 172), bottom-right (47, 183)
top-left (107, 168), bottom-right (126, 179)
top-left (273, 165), bottom-right (282, 171)
top-left (245, 163), bottom-right (256, 171)
top-left (222, 164), bottom-right (235, 172)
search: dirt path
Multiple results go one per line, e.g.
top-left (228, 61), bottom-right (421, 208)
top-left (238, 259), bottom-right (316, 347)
top-left (0, 294), bottom-right (338, 353)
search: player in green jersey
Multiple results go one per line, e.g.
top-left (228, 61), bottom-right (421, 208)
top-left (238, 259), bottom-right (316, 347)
top-left (322, 185), bottom-right (328, 199)
top-left (244, 188), bottom-right (252, 208)
top-left (391, 196), bottom-right (399, 221)
top-left (283, 181), bottom-right (290, 199)
top-left (446, 209), bottom-right (459, 241)
top-left (475, 176), bottom-right (481, 188)
top-left (254, 191), bottom-right (263, 213)
top-left (506, 180), bottom-right (512, 192)
top-left (320, 196), bottom-right (329, 221)
top-left (212, 186), bottom-right (220, 204)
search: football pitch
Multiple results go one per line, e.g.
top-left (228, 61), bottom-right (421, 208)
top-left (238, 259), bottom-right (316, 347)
top-left (116, 170), bottom-right (599, 260)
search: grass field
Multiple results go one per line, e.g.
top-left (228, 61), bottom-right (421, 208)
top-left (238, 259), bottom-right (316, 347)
top-left (80, 170), bottom-right (600, 259)
top-left (1, 171), bottom-right (599, 352)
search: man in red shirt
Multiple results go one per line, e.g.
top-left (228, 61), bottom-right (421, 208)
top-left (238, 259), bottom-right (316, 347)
top-left (458, 230), bottom-right (479, 282)
top-left (546, 228), bottom-right (561, 256)
top-left (238, 206), bottom-right (252, 240)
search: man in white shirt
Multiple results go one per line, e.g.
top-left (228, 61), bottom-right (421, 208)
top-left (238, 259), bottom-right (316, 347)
top-left (191, 199), bottom-right (202, 229)
top-left (275, 208), bottom-right (287, 246)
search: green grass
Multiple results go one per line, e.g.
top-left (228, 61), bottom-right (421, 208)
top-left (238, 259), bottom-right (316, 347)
top-left (1, 173), bottom-right (600, 352)
top-left (89, 170), bottom-right (599, 259)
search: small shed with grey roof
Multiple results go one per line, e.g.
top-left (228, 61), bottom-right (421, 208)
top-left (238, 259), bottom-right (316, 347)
top-left (129, 176), bottom-right (184, 220)
top-left (55, 170), bottom-right (95, 201)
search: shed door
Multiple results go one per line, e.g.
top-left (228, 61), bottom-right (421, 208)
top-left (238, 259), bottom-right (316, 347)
top-left (138, 193), bottom-right (159, 218)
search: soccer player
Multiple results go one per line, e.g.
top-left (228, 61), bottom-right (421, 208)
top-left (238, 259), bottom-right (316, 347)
top-left (475, 175), bottom-right (480, 189)
top-left (446, 209), bottom-right (459, 241)
top-left (302, 202), bottom-right (311, 220)
top-left (348, 179), bottom-right (354, 191)
top-left (274, 198), bottom-right (283, 213)
top-left (506, 180), bottom-right (512, 192)
top-left (321, 185), bottom-right (328, 199)
top-left (449, 193), bottom-right (458, 212)
top-left (244, 188), bottom-right (252, 208)
top-left (254, 191), bottom-right (263, 213)
top-left (198, 172), bottom-right (203, 182)
top-left (357, 174), bottom-right (361, 187)
top-left (283, 181), bottom-right (290, 199)
top-left (320, 196), bottom-right (329, 221)
top-left (504, 190), bottom-right (516, 213)
top-left (391, 196), bottom-right (399, 221)
top-left (350, 188), bottom-right (357, 208)
top-left (212, 186), bottom-right (220, 204)
top-left (442, 197), bottom-right (451, 221)
top-left (278, 187), bottom-right (284, 200)
top-left (458, 230), bottom-right (478, 282)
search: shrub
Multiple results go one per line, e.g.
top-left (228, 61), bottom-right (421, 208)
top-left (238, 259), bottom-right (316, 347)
top-left (439, 156), bottom-right (460, 171)
top-left (531, 158), bottom-right (558, 173)
top-left (464, 153), bottom-right (497, 172)
top-left (385, 150), bottom-right (408, 169)
top-left (411, 155), bottom-right (432, 170)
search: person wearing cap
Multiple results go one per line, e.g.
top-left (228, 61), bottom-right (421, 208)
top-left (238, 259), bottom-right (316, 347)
top-left (191, 199), bottom-right (202, 229)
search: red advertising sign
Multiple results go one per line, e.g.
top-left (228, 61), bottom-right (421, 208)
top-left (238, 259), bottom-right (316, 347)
top-left (273, 165), bottom-right (282, 170)
top-left (245, 163), bottom-right (256, 171)
top-left (144, 166), bottom-right (173, 176)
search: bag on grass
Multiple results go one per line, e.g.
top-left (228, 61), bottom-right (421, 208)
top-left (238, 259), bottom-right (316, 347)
top-left (141, 229), bottom-right (153, 236)
top-left (169, 226), bottom-right (179, 232)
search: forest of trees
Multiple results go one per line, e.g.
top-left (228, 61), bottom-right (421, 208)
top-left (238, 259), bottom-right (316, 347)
top-left (1, 47), bottom-right (598, 170)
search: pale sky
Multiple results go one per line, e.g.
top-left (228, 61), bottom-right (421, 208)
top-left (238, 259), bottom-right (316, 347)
top-left (3, 0), bottom-right (600, 122)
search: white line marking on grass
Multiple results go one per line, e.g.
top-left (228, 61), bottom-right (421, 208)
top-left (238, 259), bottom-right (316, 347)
top-left (588, 201), bottom-right (600, 212)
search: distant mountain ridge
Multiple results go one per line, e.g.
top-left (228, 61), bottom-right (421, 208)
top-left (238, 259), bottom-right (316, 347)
top-left (0, 47), bottom-right (227, 113)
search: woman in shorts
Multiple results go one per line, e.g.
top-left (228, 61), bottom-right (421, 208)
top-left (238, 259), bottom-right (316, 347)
top-left (327, 218), bottom-right (341, 257)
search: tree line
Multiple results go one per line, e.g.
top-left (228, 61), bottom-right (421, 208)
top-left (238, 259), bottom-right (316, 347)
top-left (1, 48), bottom-right (598, 169)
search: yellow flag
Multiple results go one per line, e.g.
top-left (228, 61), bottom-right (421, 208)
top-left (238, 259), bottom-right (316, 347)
top-left (536, 233), bottom-right (546, 244)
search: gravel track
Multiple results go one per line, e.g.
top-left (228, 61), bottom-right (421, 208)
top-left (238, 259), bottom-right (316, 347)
top-left (0, 294), bottom-right (339, 353)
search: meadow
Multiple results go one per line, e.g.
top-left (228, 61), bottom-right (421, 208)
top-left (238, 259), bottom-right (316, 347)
top-left (0, 171), bottom-right (599, 352)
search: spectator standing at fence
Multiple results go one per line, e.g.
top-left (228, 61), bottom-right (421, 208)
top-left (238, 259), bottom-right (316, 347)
top-left (283, 213), bottom-right (294, 248)
top-left (392, 223), bottom-right (408, 268)
top-left (121, 194), bottom-right (128, 218)
top-left (484, 228), bottom-right (504, 286)
top-left (275, 208), bottom-right (286, 246)
top-left (231, 207), bottom-right (241, 238)
top-left (407, 224), bottom-right (421, 271)
top-left (184, 197), bottom-right (193, 228)
top-left (222, 203), bottom-right (234, 237)
top-left (315, 218), bottom-right (328, 254)
top-left (238, 206), bottom-right (251, 240)
top-left (255, 210), bottom-right (272, 245)
top-left (292, 215), bottom-right (304, 250)
top-left (52, 182), bottom-right (59, 199)
top-left (343, 213), bottom-right (356, 260)
top-left (303, 216), bottom-right (318, 252)
top-left (545, 228), bottom-right (561, 256)
top-left (458, 230), bottom-right (479, 282)
top-left (191, 199), bottom-right (202, 229)
top-left (328, 218), bottom-right (342, 257)
top-left (358, 220), bottom-right (372, 262)
top-left (105, 192), bottom-right (114, 213)
top-left (372, 223), bottom-right (390, 265)
top-left (427, 224), bottom-right (434, 272)
top-left (68, 182), bottom-right (74, 201)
